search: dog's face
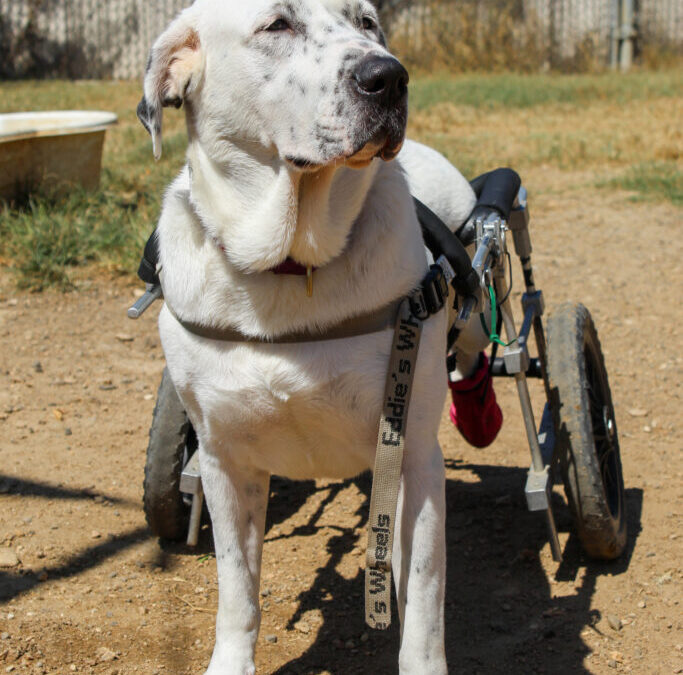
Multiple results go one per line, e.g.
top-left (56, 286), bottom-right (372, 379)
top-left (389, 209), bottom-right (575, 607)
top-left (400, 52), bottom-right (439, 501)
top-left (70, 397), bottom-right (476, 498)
top-left (138, 0), bottom-right (408, 170)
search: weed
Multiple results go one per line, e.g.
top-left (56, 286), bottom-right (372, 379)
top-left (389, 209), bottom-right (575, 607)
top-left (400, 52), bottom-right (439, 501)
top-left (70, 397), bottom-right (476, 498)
top-left (600, 162), bottom-right (682, 206)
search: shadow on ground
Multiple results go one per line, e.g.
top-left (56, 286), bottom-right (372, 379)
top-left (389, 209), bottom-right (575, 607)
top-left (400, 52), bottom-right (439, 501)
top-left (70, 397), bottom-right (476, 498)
top-left (0, 463), bottom-right (642, 674)
top-left (263, 461), bottom-right (643, 675)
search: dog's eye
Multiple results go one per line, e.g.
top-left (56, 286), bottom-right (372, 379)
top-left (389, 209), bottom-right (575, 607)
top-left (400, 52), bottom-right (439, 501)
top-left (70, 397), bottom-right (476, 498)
top-left (361, 16), bottom-right (377, 31)
top-left (266, 18), bottom-right (291, 32)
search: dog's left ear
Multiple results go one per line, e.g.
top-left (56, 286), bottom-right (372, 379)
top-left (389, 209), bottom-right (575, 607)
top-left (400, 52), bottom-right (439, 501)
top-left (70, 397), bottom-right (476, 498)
top-left (137, 10), bottom-right (204, 160)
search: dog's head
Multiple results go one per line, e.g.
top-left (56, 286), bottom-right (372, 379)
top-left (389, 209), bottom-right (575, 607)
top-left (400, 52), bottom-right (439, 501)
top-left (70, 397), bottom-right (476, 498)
top-left (138, 0), bottom-right (408, 169)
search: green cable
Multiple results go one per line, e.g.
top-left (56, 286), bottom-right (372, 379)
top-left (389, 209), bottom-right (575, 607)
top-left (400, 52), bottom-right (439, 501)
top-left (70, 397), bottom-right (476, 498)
top-left (479, 284), bottom-right (517, 347)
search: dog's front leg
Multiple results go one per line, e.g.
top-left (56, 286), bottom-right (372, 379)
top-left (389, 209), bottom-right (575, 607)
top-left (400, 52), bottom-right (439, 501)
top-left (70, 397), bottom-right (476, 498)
top-left (393, 442), bottom-right (448, 675)
top-left (200, 449), bottom-right (269, 675)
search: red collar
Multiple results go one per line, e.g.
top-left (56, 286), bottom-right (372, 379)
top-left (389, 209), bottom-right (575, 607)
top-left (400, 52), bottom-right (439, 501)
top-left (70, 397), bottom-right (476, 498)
top-left (213, 237), bottom-right (314, 276)
top-left (271, 258), bottom-right (314, 275)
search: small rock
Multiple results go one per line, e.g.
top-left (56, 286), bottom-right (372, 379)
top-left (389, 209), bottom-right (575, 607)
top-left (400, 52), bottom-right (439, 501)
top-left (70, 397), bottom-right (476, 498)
top-left (264, 634), bottom-right (277, 644)
top-left (607, 659), bottom-right (617, 668)
top-left (33, 361), bottom-right (43, 373)
top-left (38, 570), bottom-right (48, 582)
top-left (95, 646), bottom-right (118, 663)
top-left (115, 334), bottom-right (135, 343)
top-left (638, 600), bottom-right (646, 609)
top-left (360, 632), bottom-right (369, 643)
top-left (91, 531), bottom-right (101, 540)
top-left (656, 572), bottom-right (672, 585)
top-left (294, 620), bottom-right (310, 634)
top-left (607, 614), bottom-right (622, 631)
top-left (0, 549), bottom-right (19, 568)
top-left (65, 428), bottom-right (72, 436)
top-left (628, 408), bottom-right (648, 417)
top-left (0, 632), bottom-right (9, 640)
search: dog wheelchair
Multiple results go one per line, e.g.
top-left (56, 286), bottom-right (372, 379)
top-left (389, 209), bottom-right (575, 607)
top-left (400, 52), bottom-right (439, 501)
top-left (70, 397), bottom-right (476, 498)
top-left (128, 168), bottom-right (626, 563)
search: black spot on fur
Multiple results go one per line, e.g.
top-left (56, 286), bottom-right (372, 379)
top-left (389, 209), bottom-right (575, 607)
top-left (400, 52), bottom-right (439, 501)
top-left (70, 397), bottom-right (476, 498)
top-left (136, 96), bottom-right (154, 135)
top-left (299, 83), bottom-right (306, 96)
top-left (320, 83), bottom-right (327, 94)
top-left (163, 96), bottom-right (183, 109)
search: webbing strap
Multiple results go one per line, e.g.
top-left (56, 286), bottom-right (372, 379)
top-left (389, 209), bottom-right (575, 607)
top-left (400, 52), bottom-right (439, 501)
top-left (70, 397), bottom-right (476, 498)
top-left (365, 298), bottom-right (423, 630)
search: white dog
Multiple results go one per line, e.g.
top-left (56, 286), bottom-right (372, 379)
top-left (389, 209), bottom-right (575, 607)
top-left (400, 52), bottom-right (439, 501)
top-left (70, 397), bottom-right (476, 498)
top-left (138, 1), bottom-right (482, 672)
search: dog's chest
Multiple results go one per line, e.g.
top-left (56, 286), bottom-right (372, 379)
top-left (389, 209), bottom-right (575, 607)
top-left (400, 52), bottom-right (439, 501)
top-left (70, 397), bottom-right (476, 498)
top-left (164, 321), bottom-right (393, 479)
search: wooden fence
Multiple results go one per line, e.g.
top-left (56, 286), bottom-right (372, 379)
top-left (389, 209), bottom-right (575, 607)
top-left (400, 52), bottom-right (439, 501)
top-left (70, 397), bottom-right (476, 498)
top-left (0, 0), bottom-right (189, 79)
top-left (1, 0), bottom-right (681, 78)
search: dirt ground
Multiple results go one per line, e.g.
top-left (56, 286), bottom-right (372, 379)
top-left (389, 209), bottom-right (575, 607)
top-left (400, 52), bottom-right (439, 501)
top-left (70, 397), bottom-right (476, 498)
top-left (0, 167), bottom-right (681, 674)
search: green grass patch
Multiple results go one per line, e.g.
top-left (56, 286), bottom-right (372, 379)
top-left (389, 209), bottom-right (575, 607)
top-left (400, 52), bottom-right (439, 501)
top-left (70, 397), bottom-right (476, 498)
top-left (409, 70), bottom-right (683, 111)
top-left (602, 162), bottom-right (683, 206)
top-left (0, 80), bottom-right (188, 289)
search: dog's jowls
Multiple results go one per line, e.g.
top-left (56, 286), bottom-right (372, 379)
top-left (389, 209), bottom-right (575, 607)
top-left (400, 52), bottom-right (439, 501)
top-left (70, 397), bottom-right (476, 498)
top-left (138, 1), bottom-right (480, 672)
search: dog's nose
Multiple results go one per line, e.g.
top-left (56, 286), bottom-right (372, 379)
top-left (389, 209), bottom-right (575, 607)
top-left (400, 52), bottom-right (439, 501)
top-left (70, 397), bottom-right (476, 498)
top-left (353, 55), bottom-right (409, 107)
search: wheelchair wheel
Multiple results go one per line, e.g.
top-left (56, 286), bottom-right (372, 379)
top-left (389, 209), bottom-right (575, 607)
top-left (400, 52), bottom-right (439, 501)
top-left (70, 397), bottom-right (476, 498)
top-left (546, 303), bottom-right (626, 560)
top-left (143, 368), bottom-right (196, 541)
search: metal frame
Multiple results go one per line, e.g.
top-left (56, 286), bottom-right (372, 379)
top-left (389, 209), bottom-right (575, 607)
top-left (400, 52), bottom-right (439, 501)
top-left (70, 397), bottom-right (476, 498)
top-left (471, 187), bottom-right (562, 561)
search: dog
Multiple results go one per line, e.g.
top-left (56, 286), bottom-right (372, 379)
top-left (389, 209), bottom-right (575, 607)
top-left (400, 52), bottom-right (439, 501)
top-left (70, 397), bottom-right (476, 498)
top-left (137, 1), bottom-right (485, 672)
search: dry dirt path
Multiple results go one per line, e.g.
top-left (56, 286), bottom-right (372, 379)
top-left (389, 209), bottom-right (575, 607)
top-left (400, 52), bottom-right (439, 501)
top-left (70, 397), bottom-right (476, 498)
top-left (0, 170), bottom-right (681, 674)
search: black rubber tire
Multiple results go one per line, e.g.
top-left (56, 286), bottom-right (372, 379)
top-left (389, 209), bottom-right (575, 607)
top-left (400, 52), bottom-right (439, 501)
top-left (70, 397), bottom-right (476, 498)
top-left (143, 368), bottom-right (194, 541)
top-left (546, 303), bottom-right (627, 560)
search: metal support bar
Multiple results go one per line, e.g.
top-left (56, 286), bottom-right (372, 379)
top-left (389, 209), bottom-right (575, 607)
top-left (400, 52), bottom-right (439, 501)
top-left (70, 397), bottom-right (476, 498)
top-left (180, 450), bottom-right (203, 547)
top-left (127, 284), bottom-right (162, 319)
top-left (491, 357), bottom-right (543, 379)
top-left (498, 277), bottom-right (562, 562)
top-left (187, 488), bottom-right (204, 548)
top-left (524, 403), bottom-right (562, 561)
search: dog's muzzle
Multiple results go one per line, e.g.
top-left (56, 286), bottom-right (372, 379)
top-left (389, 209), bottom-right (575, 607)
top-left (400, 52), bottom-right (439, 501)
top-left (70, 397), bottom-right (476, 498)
top-left (350, 55), bottom-right (409, 161)
top-left (353, 55), bottom-right (409, 109)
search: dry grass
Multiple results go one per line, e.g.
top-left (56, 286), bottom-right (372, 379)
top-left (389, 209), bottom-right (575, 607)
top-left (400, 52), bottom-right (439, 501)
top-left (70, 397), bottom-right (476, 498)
top-left (408, 95), bottom-right (682, 179)
top-left (386, 0), bottom-right (603, 73)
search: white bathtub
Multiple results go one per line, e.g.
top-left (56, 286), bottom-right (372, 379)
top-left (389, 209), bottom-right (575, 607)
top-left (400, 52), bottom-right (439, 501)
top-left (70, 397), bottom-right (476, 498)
top-left (0, 111), bottom-right (117, 201)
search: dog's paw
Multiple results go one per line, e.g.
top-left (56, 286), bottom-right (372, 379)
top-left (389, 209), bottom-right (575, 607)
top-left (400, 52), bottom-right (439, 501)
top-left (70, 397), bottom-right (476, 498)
top-left (204, 648), bottom-right (255, 675)
top-left (204, 665), bottom-right (255, 675)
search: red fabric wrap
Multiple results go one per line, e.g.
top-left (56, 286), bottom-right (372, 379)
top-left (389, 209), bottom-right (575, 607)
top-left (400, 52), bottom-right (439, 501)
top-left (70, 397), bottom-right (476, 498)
top-left (448, 353), bottom-right (503, 448)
